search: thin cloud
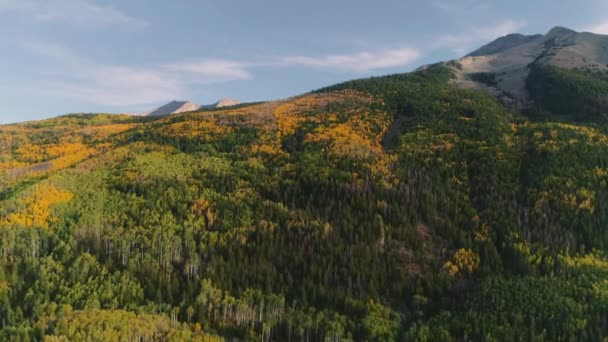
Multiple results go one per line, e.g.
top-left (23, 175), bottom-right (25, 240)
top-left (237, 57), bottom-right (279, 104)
top-left (18, 41), bottom-right (250, 108)
top-left (434, 19), bottom-right (527, 54)
top-left (582, 20), bottom-right (608, 34)
top-left (0, 0), bottom-right (148, 29)
top-left (280, 48), bottom-right (421, 72)
top-left (164, 60), bottom-right (252, 82)
top-left (13, 80), bottom-right (182, 108)
top-left (13, 41), bottom-right (422, 109)
top-left (8, 18), bottom-right (530, 111)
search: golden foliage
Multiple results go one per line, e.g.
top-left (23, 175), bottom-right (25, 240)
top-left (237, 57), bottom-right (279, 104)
top-left (49, 145), bottom-right (94, 171)
top-left (305, 123), bottom-right (379, 158)
top-left (594, 167), bottom-right (608, 179)
top-left (443, 248), bottom-right (480, 277)
top-left (250, 141), bottom-right (285, 157)
top-left (370, 154), bottom-right (398, 186)
top-left (0, 280), bottom-right (10, 297)
top-left (43, 309), bottom-right (224, 342)
top-left (16, 144), bottom-right (46, 163)
top-left (274, 91), bottom-right (376, 138)
top-left (158, 119), bottom-right (230, 140)
top-left (16, 141), bottom-right (92, 163)
top-left (530, 123), bottom-right (608, 152)
top-left (4, 143), bottom-right (94, 182)
top-left (474, 223), bottom-right (490, 242)
top-left (46, 142), bottom-right (89, 158)
top-left (275, 102), bottom-right (305, 137)
top-left (2, 118), bottom-right (137, 187)
top-left (192, 199), bottom-right (216, 228)
top-left (562, 188), bottom-right (595, 213)
top-left (2, 184), bottom-right (73, 228)
top-left (75, 123), bottom-right (135, 139)
top-left (0, 160), bottom-right (28, 173)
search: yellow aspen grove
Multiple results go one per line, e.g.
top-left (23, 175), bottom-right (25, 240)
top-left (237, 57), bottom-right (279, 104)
top-left (2, 184), bottom-right (73, 228)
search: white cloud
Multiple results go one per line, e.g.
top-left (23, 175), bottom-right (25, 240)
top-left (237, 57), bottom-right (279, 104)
top-left (17, 41), bottom-right (250, 108)
top-left (280, 48), bottom-right (421, 72)
top-left (582, 20), bottom-right (608, 35)
top-left (0, 0), bottom-right (147, 29)
top-left (434, 19), bottom-right (527, 54)
top-left (13, 41), bottom-right (422, 110)
top-left (164, 60), bottom-right (252, 82)
top-left (17, 80), bottom-right (182, 108)
top-left (6, 16), bottom-right (530, 112)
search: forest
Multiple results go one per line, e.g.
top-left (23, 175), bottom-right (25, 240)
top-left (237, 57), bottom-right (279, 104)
top-left (0, 64), bottom-right (607, 341)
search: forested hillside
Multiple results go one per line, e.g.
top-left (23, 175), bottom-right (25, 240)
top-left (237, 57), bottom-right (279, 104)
top-left (1, 64), bottom-right (608, 341)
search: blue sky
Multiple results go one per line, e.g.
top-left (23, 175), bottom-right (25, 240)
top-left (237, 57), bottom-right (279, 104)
top-left (1, 0), bottom-right (607, 123)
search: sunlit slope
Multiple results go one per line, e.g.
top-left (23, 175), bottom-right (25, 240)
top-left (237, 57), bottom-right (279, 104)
top-left (0, 65), bottom-right (607, 340)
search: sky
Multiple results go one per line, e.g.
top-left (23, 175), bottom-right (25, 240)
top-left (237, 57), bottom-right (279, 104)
top-left (1, 0), bottom-right (608, 123)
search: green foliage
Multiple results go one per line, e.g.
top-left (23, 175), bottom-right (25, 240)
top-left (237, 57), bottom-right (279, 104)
top-left (469, 72), bottom-right (498, 87)
top-left (406, 253), bottom-right (608, 341)
top-left (0, 64), bottom-right (607, 340)
top-left (527, 64), bottom-right (608, 121)
top-left (43, 309), bottom-right (222, 341)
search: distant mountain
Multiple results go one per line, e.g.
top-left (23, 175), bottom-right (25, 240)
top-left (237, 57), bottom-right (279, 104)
top-left (201, 98), bottom-right (241, 110)
top-left (214, 98), bottom-right (241, 108)
top-left (143, 98), bottom-right (241, 116)
top-left (144, 101), bottom-right (201, 116)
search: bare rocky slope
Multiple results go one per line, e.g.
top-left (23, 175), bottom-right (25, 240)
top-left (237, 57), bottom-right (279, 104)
top-left (143, 98), bottom-right (241, 116)
top-left (204, 98), bottom-right (241, 109)
top-left (443, 26), bottom-right (608, 110)
top-left (144, 101), bottom-right (201, 117)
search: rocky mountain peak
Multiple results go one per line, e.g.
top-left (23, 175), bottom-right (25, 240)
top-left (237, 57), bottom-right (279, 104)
top-left (445, 27), bottom-right (608, 110)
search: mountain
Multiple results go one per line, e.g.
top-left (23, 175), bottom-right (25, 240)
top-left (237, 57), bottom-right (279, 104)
top-left (466, 33), bottom-right (543, 57)
top-left (144, 100), bottom-right (201, 116)
top-left (207, 98), bottom-right (241, 109)
top-left (1, 27), bottom-right (608, 341)
top-left (144, 98), bottom-right (242, 116)
top-left (445, 26), bottom-right (608, 113)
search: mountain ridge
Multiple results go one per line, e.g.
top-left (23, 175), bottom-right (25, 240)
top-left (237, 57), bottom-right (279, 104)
top-left (445, 26), bottom-right (608, 110)
top-left (466, 33), bottom-right (543, 57)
